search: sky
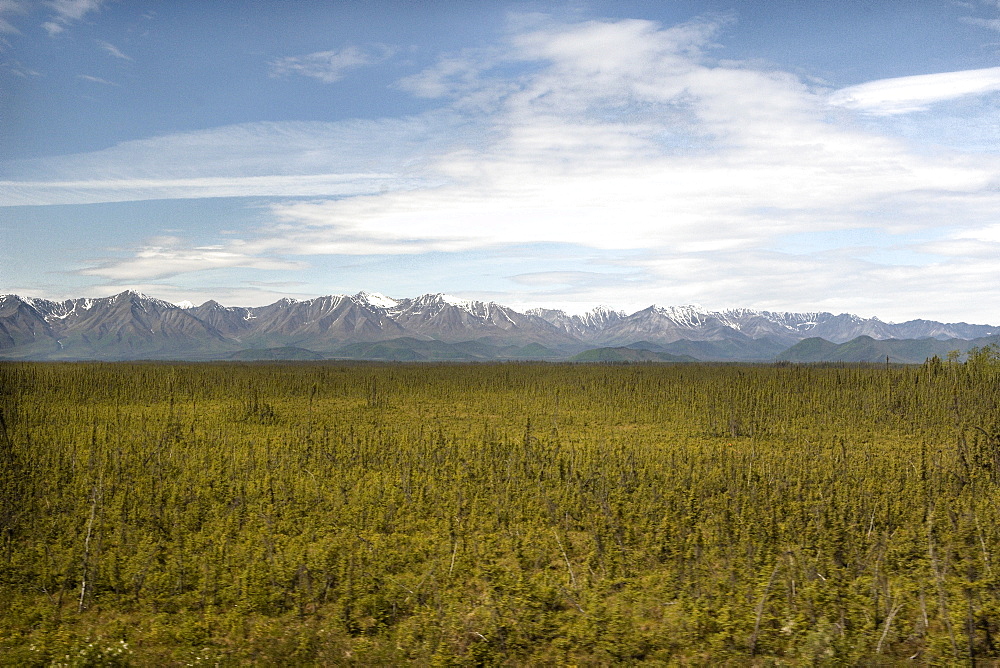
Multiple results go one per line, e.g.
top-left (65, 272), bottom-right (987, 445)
top-left (2, 1), bottom-right (1000, 322)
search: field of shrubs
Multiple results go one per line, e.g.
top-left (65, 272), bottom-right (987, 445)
top-left (2, 353), bottom-right (1000, 664)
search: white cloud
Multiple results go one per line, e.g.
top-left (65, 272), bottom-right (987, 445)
top-left (0, 117), bottom-right (467, 205)
top-left (269, 45), bottom-right (393, 83)
top-left (0, 173), bottom-right (411, 207)
top-left (78, 236), bottom-right (306, 281)
top-left (43, 0), bottom-right (104, 35)
top-left (3, 60), bottom-right (41, 77)
top-left (48, 0), bottom-right (103, 22)
top-left (4, 117), bottom-right (462, 179)
top-left (916, 222), bottom-right (1000, 262)
top-left (961, 16), bottom-right (1000, 30)
top-left (97, 39), bottom-right (131, 61)
top-left (955, 222), bottom-right (1000, 243)
top-left (397, 52), bottom-right (498, 99)
top-left (77, 73), bottom-right (116, 86)
top-left (829, 66), bottom-right (1000, 114)
top-left (0, 0), bottom-right (26, 34)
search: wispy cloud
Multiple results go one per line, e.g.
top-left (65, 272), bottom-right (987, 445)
top-left (2, 117), bottom-right (461, 180)
top-left (0, 116), bottom-right (469, 205)
top-left (77, 73), bottom-right (117, 85)
top-left (43, 0), bottom-right (105, 36)
top-left (269, 45), bottom-right (393, 83)
top-left (397, 54), bottom-right (491, 99)
top-left (0, 114), bottom-right (477, 206)
top-left (829, 66), bottom-right (1000, 114)
top-left (961, 16), bottom-right (1000, 30)
top-left (3, 59), bottom-right (41, 77)
top-left (0, 0), bottom-right (26, 34)
top-left (97, 39), bottom-right (131, 61)
top-left (78, 236), bottom-right (306, 281)
top-left (0, 173), bottom-right (409, 206)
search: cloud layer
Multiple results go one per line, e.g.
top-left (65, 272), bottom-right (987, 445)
top-left (269, 45), bottom-right (393, 83)
top-left (79, 236), bottom-right (305, 281)
top-left (42, 0), bottom-right (104, 36)
top-left (829, 67), bottom-right (1000, 114)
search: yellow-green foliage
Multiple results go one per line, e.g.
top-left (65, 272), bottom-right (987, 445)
top-left (2, 358), bottom-right (1000, 665)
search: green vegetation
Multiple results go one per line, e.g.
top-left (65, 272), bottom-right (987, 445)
top-left (332, 338), bottom-right (562, 362)
top-left (567, 347), bottom-right (695, 363)
top-left (227, 347), bottom-right (327, 361)
top-left (780, 334), bottom-right (1000, 364)
top-left (2, 354), bottom-right (1000, 664)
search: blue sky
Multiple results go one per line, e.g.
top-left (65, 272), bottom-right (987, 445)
top-left (3, 1), bottom-right (1000, 322)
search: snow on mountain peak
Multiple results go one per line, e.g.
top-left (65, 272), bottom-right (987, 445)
top-left (650, 304), bottom-right (710, 326)
top-left (21, 296), bottom-right (74, 319)
top-left (580, 305), bottom-right (625, 325)
top-left (174, 300), bottom-right (195, 309)
top-left (588, 304), bottom-right (622, 316)
top-left (407, 293), bottom-right (487, 314)
top-left (438, 293), bottom-right (476, 309)
top-left (110, 290), bottom-right (178, 311)
top-left (354, 291), bottom-right (399, 309)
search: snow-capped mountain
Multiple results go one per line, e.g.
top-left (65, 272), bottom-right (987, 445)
top-left (353, 291), bottom-right (399, 310)
top-left (388, 294), bottom-right (575, 345)
top-left (0, 294), bottom-right (56, 349)
top-left (0, 290), bottom-right (996, 361)
top-left (243, 294), bottom-right (407, 346)
top-left (531, 304), bottom-right (999, 347)
top-left (527, 305), bottom-right (626, 341)
top-left (593, 305), bottom-right (739, 346)
top-left (2, 291), bottom-right (231, 359)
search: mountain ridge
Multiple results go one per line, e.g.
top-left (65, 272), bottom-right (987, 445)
top-left (1, 290), bottom-right (996, 361)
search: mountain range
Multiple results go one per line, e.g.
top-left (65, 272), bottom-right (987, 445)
top-left (0, 290), bottom-right (996, 363)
